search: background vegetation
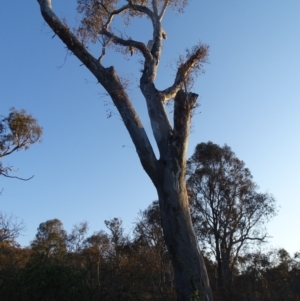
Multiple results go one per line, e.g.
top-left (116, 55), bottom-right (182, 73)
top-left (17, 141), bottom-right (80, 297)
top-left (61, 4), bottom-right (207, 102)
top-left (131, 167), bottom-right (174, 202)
top-left (1, 131), bottom-right (298, 300)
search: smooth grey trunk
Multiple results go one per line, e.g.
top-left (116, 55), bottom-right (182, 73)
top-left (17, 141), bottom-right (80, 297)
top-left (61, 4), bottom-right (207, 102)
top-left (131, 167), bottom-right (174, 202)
top-left (36, 1), bottom-right (214, 300)
top-left (157, 170), bottom-right (213, 301)
top-left (152, 90), bottom-right (213, 301)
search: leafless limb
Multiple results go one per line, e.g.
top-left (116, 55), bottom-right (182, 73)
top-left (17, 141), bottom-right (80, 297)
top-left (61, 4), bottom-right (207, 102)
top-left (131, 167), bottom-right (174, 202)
top-left (161, 44), bottom-right (208, 101)
top-left (100, 28), bottom-right (152, 60)
top-left (0, 212), bottom-right (26, 243)
top-left (159, 0), bottom-right (169, 21)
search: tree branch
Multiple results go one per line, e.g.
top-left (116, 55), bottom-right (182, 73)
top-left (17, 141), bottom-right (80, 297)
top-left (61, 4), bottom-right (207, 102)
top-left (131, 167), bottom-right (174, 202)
top-left (103, 4), bottom-right (130, 29)
top-left (160, 44), bottom-right (208, 101)
top-left (128, 2), bottom-right (155, 21)
top-left (103, 2), bottom-right (155, 29)
top-left (99, 28), bottom-right (152, 60)
top-left (172, 89), bottom-right (198, 168)
top-left (1, 145), bottom-right (20, 157)
top-left (0, 212), bottom-right (26, 243)
top-left (36, 0), bottom-right (158, 183)
top-left (1, 173), bottom-right (34, 181)
top-left (97, 36), bottom-right (113, 62)
top-left (0, 162), bottom-right (34, 181)
top-left (148, 0), bottom-right (163, 64)
top-left (152, 0), bottom-right (159, 16)
top-left (159, 0), bottom-right (169, 21)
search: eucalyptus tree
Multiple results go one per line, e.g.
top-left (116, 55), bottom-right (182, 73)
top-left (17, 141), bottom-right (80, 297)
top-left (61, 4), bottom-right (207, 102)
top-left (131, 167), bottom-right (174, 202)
top-left (0, 108), bottom-right (42, 180)
top-left (187, 142), bottom-right (277, 299)
top-left (31, 219), bottom-right (67, 258)
top-left (0, 212), bottom-right (25, 245)
top-left (35, 1), bottom-right (213, 299)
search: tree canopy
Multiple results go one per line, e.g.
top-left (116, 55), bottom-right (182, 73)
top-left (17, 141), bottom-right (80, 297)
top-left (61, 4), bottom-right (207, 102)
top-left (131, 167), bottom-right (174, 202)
top-left (187, 141), bottom-right (277, 299)
top-left (0, 108), bottom-right (42, 180)
top-left (1, 213), bottom-right (299, 301)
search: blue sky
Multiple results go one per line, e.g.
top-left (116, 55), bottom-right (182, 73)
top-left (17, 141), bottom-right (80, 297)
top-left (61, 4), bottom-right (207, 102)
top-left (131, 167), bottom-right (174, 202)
top-left (1, 1), bottom-right (300, 255)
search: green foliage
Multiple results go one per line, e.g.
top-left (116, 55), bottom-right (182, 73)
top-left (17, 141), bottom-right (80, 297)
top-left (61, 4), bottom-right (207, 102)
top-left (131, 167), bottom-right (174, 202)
top-left (0, 108), bottom-right (42, 180)
top-left (1, 213), bottom-right (300, 301)
top-left (31, 219), bottom-right (67, 258)
top-left (0, 108), bottom-right (42, 153)
top-left (0, 139), bottom-right (283, 300)
top-left (187, 141), bottom-right (277, 298)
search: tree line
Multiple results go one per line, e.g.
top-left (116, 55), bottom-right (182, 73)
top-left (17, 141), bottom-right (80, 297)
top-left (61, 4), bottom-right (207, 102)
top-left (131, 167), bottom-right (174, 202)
top-left (2, 118), bottom-right (297, 301)
top-left (0, 204), bottom-right (299, 301)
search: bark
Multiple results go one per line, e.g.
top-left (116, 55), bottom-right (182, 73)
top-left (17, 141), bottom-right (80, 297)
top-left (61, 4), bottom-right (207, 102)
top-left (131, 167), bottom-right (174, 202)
top-left (152, 90), bottom-right (213, 301)
top-left (36, 1), bottom-right (213, 300)
top-left (157, 169), bottom-right (213, 301)
top-left (220, 246), bottom-right (234, 301)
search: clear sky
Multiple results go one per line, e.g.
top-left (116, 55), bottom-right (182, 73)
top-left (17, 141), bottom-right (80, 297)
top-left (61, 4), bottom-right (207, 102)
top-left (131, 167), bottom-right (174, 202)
top-left (1, 1), bottom-right (300, 255)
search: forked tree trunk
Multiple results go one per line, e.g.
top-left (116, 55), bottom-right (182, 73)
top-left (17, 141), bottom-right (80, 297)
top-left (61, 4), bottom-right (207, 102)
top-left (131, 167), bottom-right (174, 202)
top-left (36, 1), bottom-right (214, 300)
top-left (153, 91), bottom-right (213, 300)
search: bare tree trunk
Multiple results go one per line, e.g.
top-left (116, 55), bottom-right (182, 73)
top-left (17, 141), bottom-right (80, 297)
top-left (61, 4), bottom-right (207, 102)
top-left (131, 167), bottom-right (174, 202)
top-left (220, 248), bottom-right (234, 301)
top-left (157, 174), bottom-right (213, 301)
top-left (150, 90), bottom-right (213, 301)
